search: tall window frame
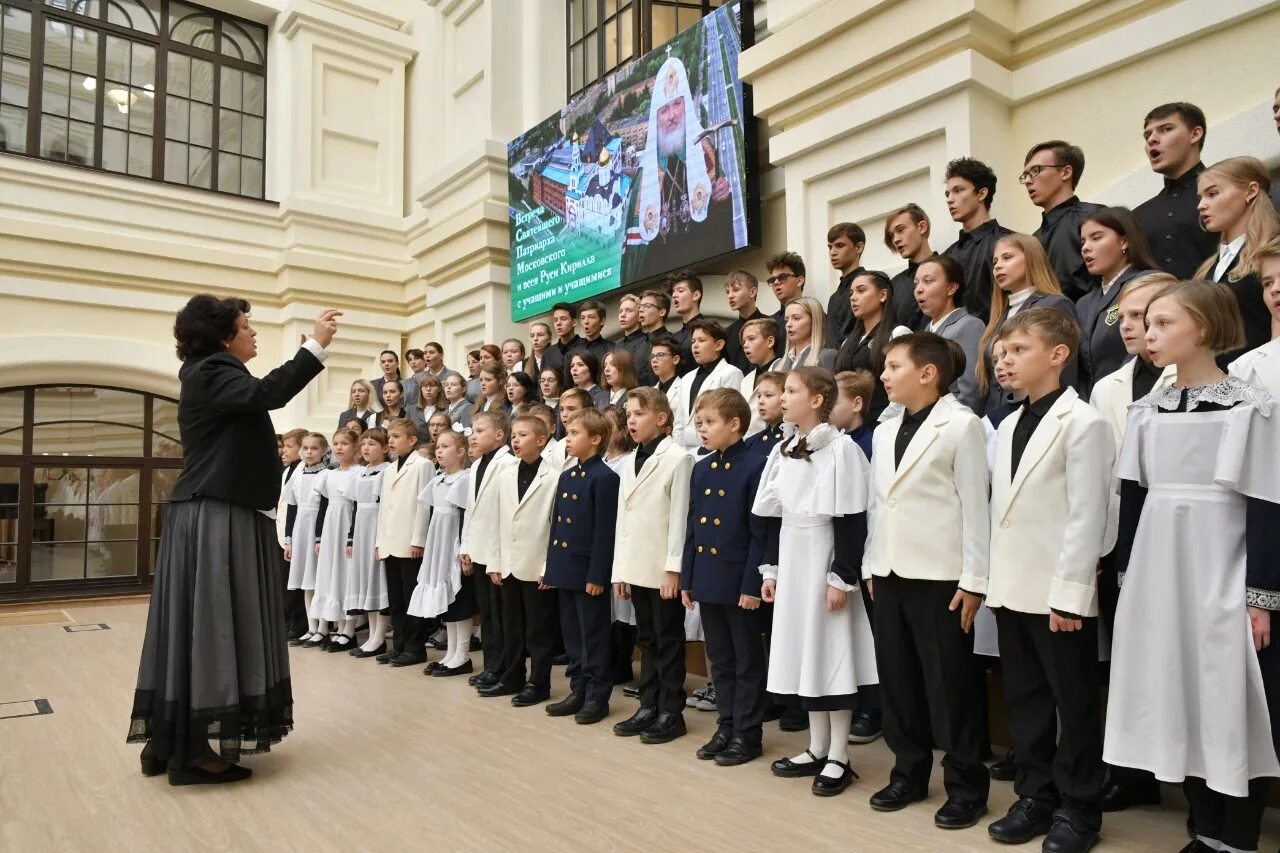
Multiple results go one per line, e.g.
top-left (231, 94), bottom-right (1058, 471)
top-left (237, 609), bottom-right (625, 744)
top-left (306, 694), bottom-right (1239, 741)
top-left (0, 0), bottom-right (268, 199)
top-left (566, 0), bottom-right (724, 98)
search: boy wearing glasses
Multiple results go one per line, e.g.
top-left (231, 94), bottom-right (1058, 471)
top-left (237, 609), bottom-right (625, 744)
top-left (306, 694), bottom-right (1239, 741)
top-left (1021, 141), bottom-right (1100, 303)
top-left (765, 252), bottom-right (806, 328)
top-left (649, 336), bottom-right (683, 397)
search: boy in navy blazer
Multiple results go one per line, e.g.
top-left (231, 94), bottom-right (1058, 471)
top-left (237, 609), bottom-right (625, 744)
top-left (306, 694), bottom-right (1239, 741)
top-left (681, 389), bottom-right (770, 766)
top-left (743, 371), bottom-right (787, 459)
top-left (543, 407), bottom-right (620, 725)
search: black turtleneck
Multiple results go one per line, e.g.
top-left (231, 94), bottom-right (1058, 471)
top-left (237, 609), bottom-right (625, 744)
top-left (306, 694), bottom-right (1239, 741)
top-left (516, 456), bottom-right (541, 500)
top-left (689, 358), bottom-right (720, 401)
top-left (633, 436), bottom-right (664, 475)
top-left (475, 448), bottom-right (498, 489)
top-left (1011, 387), bottom-right (1067, 477)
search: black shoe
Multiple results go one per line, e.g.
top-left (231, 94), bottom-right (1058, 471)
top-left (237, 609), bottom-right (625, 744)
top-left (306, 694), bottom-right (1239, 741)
top-left (639, 711), bottom-right (687, 744)
top-left (431, 659), bottom-right (474, 677)
top-left (376, 650), bottom-right (396, 664)
top-left (811, 760), bottom-right (856, 797)
top-left (423, 661), bottom-right (445, 674)
top-left (389, 651), bottom-right (427, 667)
top-left (288, 632), bottom-right (312, 647)
top-left (779, 708), bottom-right (809, 732)
top-left (477, 681), bottom-right (520, 698)
top-left (428, 636), bottom-right (448, 651)
top-left (285, 628), bottom-right (305, 641)
top-left (511, 684), bottom-right (551, 707)
top-left (613, 707), bottom-right (660, 737)
top-left (934, 797), bottom-right (987, 830)
top-left (302, 634), bottom-right (330, 649)
top-left (574, 699), bottom-right (609, 725)
top-left (849, 710), bottom-right (882, 744)
top-left (167, 763), bottom-right (252, 786)
top-left (325, 634), bottom-right (356, 653)
top-left (139, 743), bottom-right (166, 777)
top-left (546, 692), bottom-right (585, 717)
top-left (351, 643), bottom-right (386, 658)
top-left (989, 749), bottom-right (1018, 782)
top-left (987, 798), bottom-right (1055, 844)
top-left (714, 738), bottom-right (763, 767)
top-left (1041, 813), bottom-right (1100, 853)
top-left (771, 749), bottom-right (824, 778)
top-left (552, 653), bottom-right (570, 666)
top-left (1099, 780), bottom-right (1161, 812)
top-left (469, 636), bottom-right (483, 651)
top-left (1177, 842), bottom-right (1216, 853)
top-left (468, 670), bottom-right (498, 687)
top-left (622, 682), bottom-right (640, 699)
top-left (696, 729), bottom-right (732, 760)
top-left (869, 780), bottom-right (927, 812)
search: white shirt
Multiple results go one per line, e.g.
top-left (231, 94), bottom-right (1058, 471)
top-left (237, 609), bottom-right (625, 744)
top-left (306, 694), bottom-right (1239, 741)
top-left (928, 308), bottom-right (959, 332)
top-left (1100, 265), bottom-right (1131, 296)
top-left (1213, 235), bottom-right (1246, 281)
top-left (1006, 288), bottom-right (1034, 317)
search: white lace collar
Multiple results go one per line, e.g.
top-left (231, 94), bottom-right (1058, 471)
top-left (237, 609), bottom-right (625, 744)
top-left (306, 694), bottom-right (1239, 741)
top-left (784, 422), bottom-right (840, 453)
top-left (1135, 375), bottom-right (1272, 416)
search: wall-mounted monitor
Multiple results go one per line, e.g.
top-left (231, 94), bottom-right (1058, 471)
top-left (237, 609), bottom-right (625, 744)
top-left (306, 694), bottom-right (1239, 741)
top-left (507, 0), bottom-right (758, 322)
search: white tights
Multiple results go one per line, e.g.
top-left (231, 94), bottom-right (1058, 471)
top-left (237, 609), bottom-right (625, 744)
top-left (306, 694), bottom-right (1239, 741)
top-left (789, 709), bottom-right (853, 778)
top-left (442, 620), bottom-right (470, 668)
top-left (361, 612), bottom-right (388, 651)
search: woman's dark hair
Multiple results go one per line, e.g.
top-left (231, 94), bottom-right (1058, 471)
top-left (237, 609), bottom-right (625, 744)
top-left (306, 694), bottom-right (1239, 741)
top-left (835, 270), bottom-right (899, 377)
top-left (919, 254), bottom-right (968, 306)
top-left (174, 294), bottom-right (251, 361)
top-left (506, 370), bottom-right (539, 403)
top-left (569, 351), bottom-right (601, 386)
top-left (1080, 206), bottom-right (1161, 275)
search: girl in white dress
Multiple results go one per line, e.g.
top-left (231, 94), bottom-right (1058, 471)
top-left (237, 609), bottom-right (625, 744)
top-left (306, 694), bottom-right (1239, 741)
top-left (285, 432), bottom-right (328, 646)
top-left (1228, 240), bottom-right (1280, 395)
top-left (309, 428), bottom-right (364, 652)
top-left (345, 428), bottom-right (391, 656)
top-left (408, 430), bottom-right (476, 675)
top-left (754, 367), bottom-right (878, 797)
top-left (1105, 280), bottom-right (1280, 853)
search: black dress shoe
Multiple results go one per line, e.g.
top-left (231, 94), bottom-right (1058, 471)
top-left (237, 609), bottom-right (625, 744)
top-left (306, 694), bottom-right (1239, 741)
top-left (477, 681), bottom-right (520, 698)
top-left (390, 651), bottom-right (427, 667)
top-left (811, 760), bottom-right (856, 797)
top-left (613, 707), bottom-right (659, 737)
top-left (511, 684), bottom-right (551, 707)
top-left (1177, 842), bottom-right (1216, 853)
top-left (1100, 780), bottom-right (1161, 812)
top-left (779, 708), bottom-right (809, 732)
top-left (351, 643), bottom-right (386, 658)
top-left (714, 739), bottom-right (763, 767)
top-left (167, 763), bottom-right (252, 786)
top-left (376, 650), bottom-right (396, 664)
top-left (848, 710), bottom-right (882, 743)
top-left (468, 670), bottom-right (498, 687)
top-left (622, 682), bottom-right (640, 698)
top-left (988, 798), bottom-right (1055, 844)
top-left (422, 661), bottom-right (445, 674)
top-left (934, 797), bottom-right (987, 829)
top-left (574, 699), bottom-right (609, 724)
top-left (431, 659), bottom-right (474, 677)
top-left (639, 711), bottom-right (687, 744)
top-left (696, 729), bottom-right (732, 760)
top-left (469, 636), bottom-right (483, 651)
top-left (989, 749), bottom-right (1018, 781)
top-left (771, 749), bottom-right (824, 778)
top-left (1042, 813), bottom-right (1100, 853)
top-left (869, 780), bottom-right (927, 812)
top-left (140, 743), bottom-right (166, 777)
top-left (552, 653), bottom-right (570, 666)
top-left (546, 692), bottom-right (585, 717)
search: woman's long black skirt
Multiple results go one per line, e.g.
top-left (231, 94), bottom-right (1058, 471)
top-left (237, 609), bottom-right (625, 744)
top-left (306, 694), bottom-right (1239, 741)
top-left (126, 497), bottom-right (293, 766)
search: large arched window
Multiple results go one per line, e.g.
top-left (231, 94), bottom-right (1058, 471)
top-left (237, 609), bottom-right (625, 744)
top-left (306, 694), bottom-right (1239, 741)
top-left (0, 384), bottom-right (182, 601)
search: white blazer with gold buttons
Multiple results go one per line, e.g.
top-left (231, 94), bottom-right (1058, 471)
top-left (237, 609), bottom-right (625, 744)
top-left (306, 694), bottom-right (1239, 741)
top-left (863, 395), bottom-right (990, 583)
top-left (459, 445), bottom-right (516, 566)
top-left (489, 457), bottom-right (559, 582)
top-left (374, 453), bottom-right (435, 558)
top-left (963, 387), bottom-right (1114, 617)
top-left (612, 436), bottom-right (694, 588)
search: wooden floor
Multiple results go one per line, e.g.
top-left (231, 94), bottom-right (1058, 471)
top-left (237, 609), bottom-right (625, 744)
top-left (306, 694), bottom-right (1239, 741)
top-left (3, 599), bottom-right (1277, 852)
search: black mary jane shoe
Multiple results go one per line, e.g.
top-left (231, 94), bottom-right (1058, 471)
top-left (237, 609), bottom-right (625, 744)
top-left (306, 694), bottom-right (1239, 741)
top-left (325, 635), bottom-right (355, 653)
top-left (288, 633), bottom-right (313, 648)
top-left (770, 749), bottom-right (824, 778)
top-left (302, 634), bottom-right (330, 649)
top-left (714, 738), bottom-right (763, 767)
top-left (431, 659), bottom-right (474, 677)
top-left (696, 729), bottom-right (732, 760)
top-left (422, 661), bottom-right (445, 675)
top-left (351, 643), bottom-right (386, 659)
top-left (811, 759), bottom-right (857, 797)
top-left (167, 763), bottom-right (253, 787)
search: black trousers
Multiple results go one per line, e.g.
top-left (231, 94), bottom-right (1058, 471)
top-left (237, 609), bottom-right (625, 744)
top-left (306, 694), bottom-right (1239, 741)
top-left (874, 574), bottom-right (989, 806)
top-left (497, 578), bottom-right (559, 691)
top-left (610, 622), bottom-right (638, 684)
top-left (560, 588), bottom-right (613, 703)
top-left (630, 585), bottom-right (686, 713)
top-left (282, 553), bottom-right (307, 634)
top-left (1183, 777), bottom-right (1269, 850)
top-left (859, 587), bottom-right (882, 718)
top-left (472, 563), bottom-right (504, 675)
top-left (995, 608), bottom-right (1103, 827)
top-left (701, 601), bottom-right (767, 744)
top-left (384, 556), bottom-right (425, 655)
